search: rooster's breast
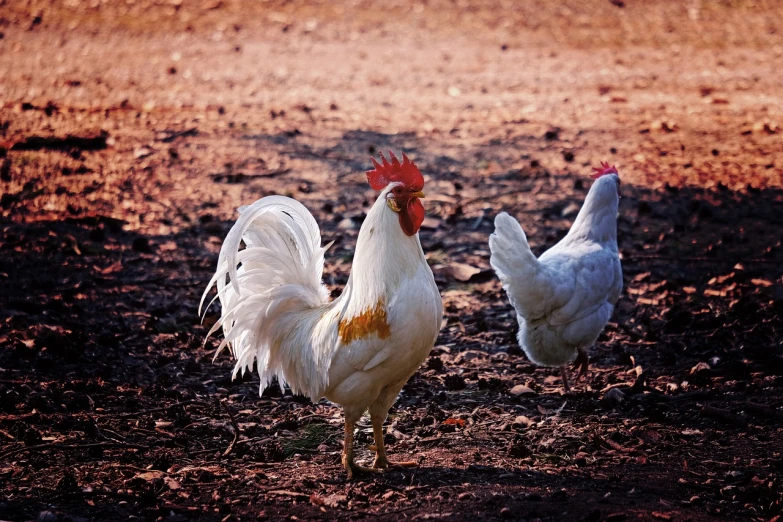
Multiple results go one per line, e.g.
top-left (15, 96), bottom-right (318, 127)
top-left (324, 262), bottom-right (442, 407)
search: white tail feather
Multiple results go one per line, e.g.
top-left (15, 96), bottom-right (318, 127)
top-left (489, 212), bottom-right (549, 320)
top-left (200, 196), bottom-right (334, 399)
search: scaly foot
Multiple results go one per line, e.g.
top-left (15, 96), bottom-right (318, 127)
top-left (342, 418), bottom-right (382, 479)
top-left (560, 365), bottom-right (572, 393)
top-left (373, 455), bottom-right (418, 470)
top-left (342, 453), bottom-right (382, 479)
top-left (572, 347), bottom-right (589, 384)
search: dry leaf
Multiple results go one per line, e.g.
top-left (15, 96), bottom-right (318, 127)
top-left (442, 418), bottom-right (466, 427)
top-left (444, 263), bottom-right (481, 282)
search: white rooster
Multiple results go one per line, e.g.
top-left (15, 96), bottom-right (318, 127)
top-left (489, 163), bottom-right (623, 392)
top-left (201, 152), bottom-right (442, 477)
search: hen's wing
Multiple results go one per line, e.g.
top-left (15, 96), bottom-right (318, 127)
top-left (541, 243), bottom-right (622, 326)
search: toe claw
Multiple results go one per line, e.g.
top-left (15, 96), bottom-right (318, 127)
top-left (373, 457), bottom-right (418, 470)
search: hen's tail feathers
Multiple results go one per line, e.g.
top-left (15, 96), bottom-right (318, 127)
top-left (199, 196), bottom-right (333, 398)
top-left (489, 212), bottom-right (544, 319)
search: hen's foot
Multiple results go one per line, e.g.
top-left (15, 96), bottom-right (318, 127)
top-left (572, 347), bottom-right (589, 384)
top-left (373, 456), bottom-right (418, 470)
top-left (342, 454), bottom-right (383, 479)
top-left (342, 418), bottom-right (382, 479)
top-left (560, 365), bottom-right (572, 393)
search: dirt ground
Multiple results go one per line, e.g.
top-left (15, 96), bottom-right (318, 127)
top-left (1, 1), bottom-right (782, 521)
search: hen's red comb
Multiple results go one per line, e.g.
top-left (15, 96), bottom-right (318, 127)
top-left (366, 151), bottom-right (424, 191)
top-left (591, 161), bottom-right (619, 179)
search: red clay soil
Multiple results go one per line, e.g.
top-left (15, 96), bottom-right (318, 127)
top-left (1, 1), bottom-right (782, 521)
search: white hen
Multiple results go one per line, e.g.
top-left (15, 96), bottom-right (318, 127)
top-left (201, 152), bottom-right (442, 477)
top-left (489, 163), bottom-right (623, 392)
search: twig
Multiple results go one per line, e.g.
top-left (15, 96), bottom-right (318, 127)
top-left (592, 434), bottom-right (634, 454)
top-left (220, 401), bottom-right (240, 458)
top-left (108, 399), bottom-right (206, 419)
top-left (629, 254), bottom-right (782, 266)
top-left (0, 441), bottom-right (148, 460)
top-left (357, 504), bottom-right (422, 518)
top-left (10, 132), bottom-right (108, 152)
top-left (188, 447), bottom-right (221, 456)
top-left (700, 406), bottom-right (749, 426)
top-left (744, 402), bottom-right (783, 420)
top-left (109, 463), bottom-right (160, 473)
top-left (650, 390), bottom-right (713, 403)
top-left (158, 127), bottom-right (198, 143)
top-left (211, 168), bottom-right (292, 182)
top-left (471, 210), bottom-right (486, 230)
top-left (37, 486), bottom-right (148, 503)
top-left (0, 412), bottom-right (41, 422)
top-left (267, 489), bottom-right (310, 500)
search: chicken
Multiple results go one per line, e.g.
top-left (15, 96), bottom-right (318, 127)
top-left (200, 152), bottom-right (443, 477)
top-left (489, 163), bottom-right (623, 392)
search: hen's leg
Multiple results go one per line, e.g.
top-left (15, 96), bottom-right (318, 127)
top-left (560, 366), bottom-right (572, 393)
top-left (371, 413), bottom-right (417, 470)
top-left (341, 418), bottom-right (380, 479)
top-left (572, 347), bottom-right (589, 384)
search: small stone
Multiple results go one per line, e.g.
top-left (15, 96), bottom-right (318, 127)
top-left (561, 202), bottom-right (580, 217)
top-left (337, 218), bottom-right (357, 230)
top-left (690, 362), bottom-right (711, 375)
top-left (603, 387), bottom-right (625, 403)
top-left (133, 147), bottom-right (154, 159)
top-left (512, 415), bottom-right (533, 428)
top-left (509, 384), bottom-right (536, 397)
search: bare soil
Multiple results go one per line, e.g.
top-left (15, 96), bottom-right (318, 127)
top-left (1, 1), bottom-right (782, 521)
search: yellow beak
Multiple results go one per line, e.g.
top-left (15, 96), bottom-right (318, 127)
top-left (411, 191), bottom-right (425, 199)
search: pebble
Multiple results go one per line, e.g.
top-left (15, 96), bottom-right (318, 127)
top-left (509, 384), bottom-right (536, 397)
top-left (603, 387), bottom-right (625, 403)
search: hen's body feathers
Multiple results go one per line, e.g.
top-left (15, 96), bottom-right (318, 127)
top-left (489, 174), bottom-right (622, 369)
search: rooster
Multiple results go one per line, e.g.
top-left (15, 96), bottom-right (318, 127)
top-left (200, 152), bottom-right (443, 477)
top-left (489, 163), bottom-right (623, 392)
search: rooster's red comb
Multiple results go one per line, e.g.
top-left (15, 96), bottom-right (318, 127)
top-left (591, 161), bottom-right (619, 179)
top-left (366, 151), bottom-right (424, 191)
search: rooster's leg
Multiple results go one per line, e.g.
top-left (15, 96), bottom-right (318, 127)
top-left (560, 366), bottom-right (572, 393)
top-left (572, 347), bottom-right (589, 384)
top-left (371, 414), bottom-right (417, 470)
top-left (341, 418), bottom-right (381, 479)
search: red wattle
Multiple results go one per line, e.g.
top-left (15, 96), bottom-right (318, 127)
top-left (399, 197), bottom-right (425, 236)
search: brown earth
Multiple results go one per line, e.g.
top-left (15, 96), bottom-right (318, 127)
top-left (1, 1), bottom-right (782, 521)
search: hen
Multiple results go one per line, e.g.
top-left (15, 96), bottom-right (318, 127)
top-left (201, 152), bottom-right (442, 477)
top-left (489, 163), bottom-right (623, 392)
